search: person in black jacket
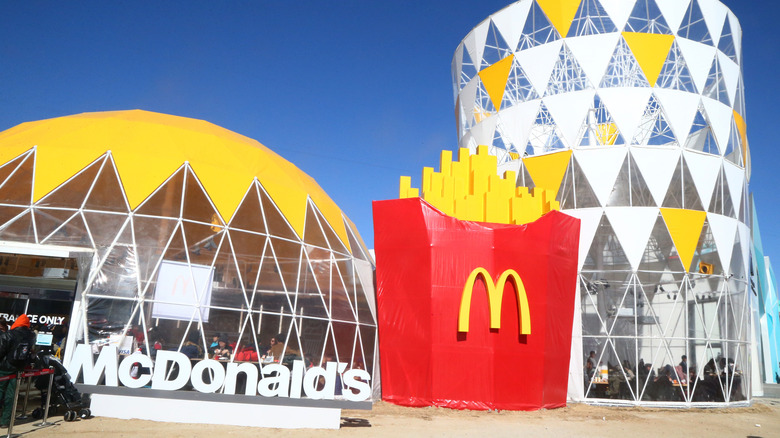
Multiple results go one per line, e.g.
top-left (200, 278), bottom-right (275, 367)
top-left (0, 314), bottom-right (36, 427)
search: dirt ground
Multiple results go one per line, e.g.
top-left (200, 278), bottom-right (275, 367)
top-left (8, 398), bottom-right (780, 437)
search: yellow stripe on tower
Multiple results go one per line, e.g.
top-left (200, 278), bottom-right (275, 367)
top-left (478, 55), bottom-right (514, 111)
top-left (537, 0), bottom-right (583, 38)
top-left (522, 150), bottom-right (572, 201)
top-left (660, 208), bottom-right (706, 272)
top-left (622, 32), bottom-right (676, 87)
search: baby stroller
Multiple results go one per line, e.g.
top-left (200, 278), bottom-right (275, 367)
top-left (32, 351), bottom-right (91, 422)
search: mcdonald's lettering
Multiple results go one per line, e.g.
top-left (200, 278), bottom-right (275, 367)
top-left (458, 268), bottom-right (531, 334)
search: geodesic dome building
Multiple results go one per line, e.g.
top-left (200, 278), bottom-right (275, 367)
top-left (452, 0), bottom-right (751, 405)
top-left (0, 110), bottom-right (377, 401)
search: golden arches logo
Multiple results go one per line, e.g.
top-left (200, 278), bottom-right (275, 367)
top-left (458, 268), bottom-right (531, 334)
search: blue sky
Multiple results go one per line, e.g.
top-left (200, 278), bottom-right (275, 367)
top-left (0, 1), bottom-right (778, 260)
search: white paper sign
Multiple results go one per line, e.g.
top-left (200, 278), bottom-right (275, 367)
top-left (152, 260), bottom-right (214, 322)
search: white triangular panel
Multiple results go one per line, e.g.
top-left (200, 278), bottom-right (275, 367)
top-left (515, 40), bottom-right (564, 95)
top-left (499, 100), bottom-right (542, 152)
top-left (465, 22), bottom-right (489, 72)
top-left (738, 222), bottom-right (750, 278)
top-left (574, 148), bottom-right (627, 207)
top-left (654, 89), bottom-right (701, 144)
top-left (676, 38), bottom-right (717, 92)
top-left (468, 113), bottom-right (499, 146)
top-left (490, 1), bottom-right (532, 54)
top-left (728, 13), bottom-right (742, 64)
top-left (606, 207), bottom-right (659, 271)
top-left (723, 161), bottom-right (745, 214)
top-left (717, 51), bottom-right (740, 106)
top-left (599, 0), bottom-right (635, 31)
top-left (707, 213), bottom-right (738, 274)
top-left (598, 88), bottom-right (653, 142)
top-left (452, 44), bottom-right (464, 93)
top-left (698, 0), bottom-right (729, 43)
top-left (564, 33), bottom-right (621, 87)
top-left (701, 97), bottom-right (733, 152)
top-left (563, 208), bottom-right (603, 270)
top-left (655, 0), bottom-right (692, 34)
top-left (683, 150), bottom-right (721, 208)
top-left (460, 78), bottom-right (480, 122)
top-left (631, 147), bottom-right (682, 206)
top-left (543, 90), bottom-right (595, 147)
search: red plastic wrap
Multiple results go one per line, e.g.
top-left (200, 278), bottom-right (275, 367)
top-left (373, 198), bottom-right (580, 411)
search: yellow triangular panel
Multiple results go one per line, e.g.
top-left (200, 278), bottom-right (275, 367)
top-left (537, 0), bottom-right (582, 38)
top-left (478, 55), bottom-right (514, 111)
top-left (733, 110), bottom-right (748, 164)
top-left (0, 110), bottom-right (352, 252)
top-left (595, 123), bottom-right (619, 146)
top-left (522, 150), bottom-right (573, 200)
top-left (622, 32), bottom-right (675, 87)
top-left (660, 208), bottom-right (706, 272)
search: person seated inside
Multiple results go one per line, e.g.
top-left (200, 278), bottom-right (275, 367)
top-left (180, 332), bottom-right (203, 359)
top-left (265, 335), bottom-right (285, 362)
top-left (212, 338), bottom-right (232, 359)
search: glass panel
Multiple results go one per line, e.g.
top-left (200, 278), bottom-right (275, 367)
top-left (229, 183), bottom-right (267, 235)
top-left (39, 211), bottom-right (91, 247)
top-left (182, 169), bottom-right (223, 225)
top-left (83, 158), bottom-right (129, 212)
top-left (258, 184), bottom-right (299, 242)
top-left (0, 152), bottom-right (34, 206)
top-left (135, 167), bottom-right (184, 219)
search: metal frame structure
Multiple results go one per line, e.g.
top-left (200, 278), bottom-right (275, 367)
top-left (452, 0), bottom-right (750, 406)
top-left (0, 113), bottom-right (378, 403)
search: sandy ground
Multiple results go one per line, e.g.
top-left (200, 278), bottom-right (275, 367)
top-left (6, 398), bottom-right (780, 437)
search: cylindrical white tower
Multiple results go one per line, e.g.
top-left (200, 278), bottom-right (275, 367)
top-left (453, 0), bottom-right (750, 405)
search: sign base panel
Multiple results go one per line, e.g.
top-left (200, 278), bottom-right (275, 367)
top-left (89, 394), bottom-right (342, 429)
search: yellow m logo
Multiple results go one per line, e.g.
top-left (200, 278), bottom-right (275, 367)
top-left (458, 268), bottom-right (531, 334)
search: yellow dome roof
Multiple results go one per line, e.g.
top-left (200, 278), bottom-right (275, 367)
top-left (0, 110), bottom-right (350, 249)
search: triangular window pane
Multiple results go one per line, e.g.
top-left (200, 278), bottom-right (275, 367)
top-left (182, 220), bottom-right (223, 267)
top-left (581, 94), bottom-right (624, 147)
top-left (0, 209), bottom-right (35, 244)
top-left (571, 156), bottom-right (600, 208)
top-left (692, 219), bottom-right (723, 276)
top-left (682, 159), bottom-right (704, 211)
top-left (526, 102), bottom-right (568, 154)
top-left (229, 183), bottom-right (267, 235)
top-left (83, 157), bottom-right (129, 213)
top-left (40, 211), bottom-right (91, 247)
top-left (678, 0), bottom-right (713, 45)
top-left (546, 43), bottom-right (592, 96)
top-left (718, 15), bottom-right (737, 62)
top-left (258, 184), bottom-right (299, 242)
top-left (639, 214), bottom-right (685, 274)
top-left (656, 41), bottom-right (698, 93)
top-left (568, 0), bottom-right (617, 37)
top-left (702, 58), bottom-right (731, 106)
top-left (707, 170), bottom-right (725, 216)
top-left (624, 0), bottom-right (672, 34)
top-left (482, 20), bottom-right (512, 69)
top-left (632, 94), bottom-right (677, 146)
top-left (303, 203), bottom-right (330, 250)
top-left (504, 58), bottom-right (539, 106)
top-left (131, 216), bottom-right (179, 289)
top-left (0, 151), bottom-right (32, 193)
top-left (312, 203), bottom-right (350, 256)
top-left (83, 211), bottom-right (130, 249)
top-left (89, 230), bottom-right (138, 299)
top-left (182, 168), bottom-right (224, 226)
top-left (460, 46), bottom-right (478, 89)
top-left (662, 158), bottom-right (684, 209)
top-left (0, 152), bottom-right (34, 206)
top-left (556, 157), bottom-right (575, 209)
top-left (583, 214), bottom-right (630, 271)
top-left (135, 167), bottom-right (185, 219)
top-left (33, 207), bottom-right (76, 242)
top-left (606, 158), bottom-right (631, 207)
top-left (629, 154), bottom-right (655, 207)
top-left (600, 37), bottom-right (650, 88)
top-left (517, 1), bottom-right (560, 51)
top-left (209, 244), bottom-right (250, 310)
top-left (685, 105), bottom-right (720, 155)
top-left (723, 119), bottom-right (743, 166)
